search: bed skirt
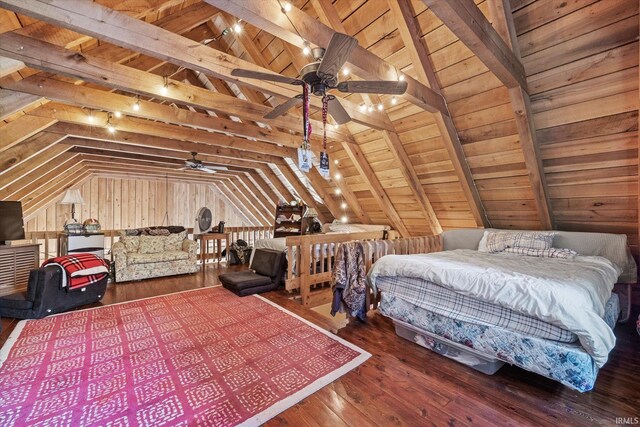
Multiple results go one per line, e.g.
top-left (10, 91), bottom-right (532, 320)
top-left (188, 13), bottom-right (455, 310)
top-left (379, 293), bottom-right (620, 392)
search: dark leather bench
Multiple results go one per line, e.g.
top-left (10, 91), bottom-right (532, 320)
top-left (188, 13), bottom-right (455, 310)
top-left (219, 248), bottom-right (286, 296)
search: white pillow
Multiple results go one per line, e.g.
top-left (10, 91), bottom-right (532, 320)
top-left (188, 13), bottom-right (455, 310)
top-left (477, 230), bottom-right (490, 252)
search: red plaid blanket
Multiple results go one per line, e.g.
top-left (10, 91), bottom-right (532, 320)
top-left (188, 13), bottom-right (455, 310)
top-left (42, 254), bottom-right (109, 290)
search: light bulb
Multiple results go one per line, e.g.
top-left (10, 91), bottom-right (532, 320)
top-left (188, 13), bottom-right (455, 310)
top-left (334, 173), bottom-right (341, 180)
top-left (88, 114), bottom-right (94, 124)
top-left (341, 202), bottom-right (347, 209)
top-left (391, 96), bottom-right (397, 105)
top-left (367, 105), bottom-right (374, 112)
top-left (114, 111), bottom-right (122, 118)
top-left (342, 68), bottom-right (349, 76)
top-left (377, 103), bottom-right (383, 111)
top-left (359, 104), bottom-right (366, 112)
top-left (233, 22), bottom-right (242, 33)
top-left (302, 41), bottom-right (311, 56)
top-left (398, 74), bottom-right (405, 82)
top-left (334, 159), bottom-right (339, 165)
top-left (160, 85), bottom-right (168, 95)
top-left (133, 100), bottom-right (140, 111)
top-left (332, 123), bottom-right (339, 130)
top-left (107, 124), bottom-right (115, 133)
top-left (341, 215), bottom-right (348, 223)
top-left (282, 2), bottom-right (292, 12)
top-left (335, 188), bottom-right (341, 195)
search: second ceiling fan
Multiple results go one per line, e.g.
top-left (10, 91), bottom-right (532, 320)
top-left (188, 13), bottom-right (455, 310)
top-left (231, 32), bottom-right (408, 125)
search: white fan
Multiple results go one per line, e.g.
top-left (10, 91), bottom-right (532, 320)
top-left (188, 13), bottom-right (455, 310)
top-left (194, 207), bottom-right (212, 234)
top-left (181, 152), bottom-right (228, 174)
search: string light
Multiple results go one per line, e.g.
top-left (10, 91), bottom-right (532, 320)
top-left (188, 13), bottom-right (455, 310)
top-left (342, 68), bottom-right (349, 76)
top-left (302, 40), bottom-right (311, 56)
top-left (87, 110), bottom-right (94, 123)
top-left (282, 2), bottom-right (292, 13)
top-left (106, 114), bottom-right (115, 133)
top-left (133, 96), bottom-right (141, 111)
top-left (359, 104), bottom-right (366, 112)
top-left (398, 74), bottom-right (405, 82)
top-left (233, 22), bottom-right (242, 33)
top-left (334, 159), bottom-right (339, 165)
top-left (341, 215), bottom-right (348, 223)
top-left (341, 202), bottom-right (347, 209)
top-left (377, 103), bottom-right (384, 111)
top-left (391, 96), bottom-right (397, 105)
top-left (332, 123), bottom-right (339, 130)
top-left (114, 111), bottom-right (122, 118)
top-left (160, 76), bottom-right (169, 95)
top-left (367, 105), bottom-right (374, 113)
top-left (334, 173), bottom-right (341, 180)
top-left (335, 188), bottom-right (341, 195)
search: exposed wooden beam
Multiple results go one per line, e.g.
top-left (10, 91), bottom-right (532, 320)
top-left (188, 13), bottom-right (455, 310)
top-left (2, 75), bottom-right (303, 149)
top-left (0, 0), bottom-right (391, 132)
top-left (307, 167), bottom-right (340, 220)
top-left (257, 164), bottom-right (297, 202)
top-left (218, 179), bottom-right (270, 226)
top-left (210, 0), bottom-right (447, 114)
top-left (0, 89), bottom-right (42, 120)
top-left (0, 131), bottom-right (66, 174)
top-left (207, 183), bottom-right (255, 225)
top-left (0, 143), bottom-right (70, 190)
top-left (0, 31), bottom-right (354, 147)
top-left (422, 0), bottom-right (528, 90)
top-left (328, 161), bottom-right (371, 224)
top-left (341, 142), bottom-right (409, 236)
top-left (0, 152), bottom-right (78, 200)
top-left (0, 114), bottom-right (57, 153)
top-left (387, 0), bottom-right (489, 228)
top-left (486, 0), bottom-right (554, 229)
top-left (22, 165), bottom-right (91, 216)
top-left (0, 56), bottom-right (24, 78)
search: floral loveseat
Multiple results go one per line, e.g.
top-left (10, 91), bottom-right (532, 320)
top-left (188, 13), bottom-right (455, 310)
top-left (112, 230), bottom-right (198, 283)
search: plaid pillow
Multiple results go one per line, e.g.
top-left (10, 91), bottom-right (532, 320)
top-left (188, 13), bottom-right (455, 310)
top-left (484, 231), bottom-right (555, 253)
top-left (502, 247), bottom-right (577, 259)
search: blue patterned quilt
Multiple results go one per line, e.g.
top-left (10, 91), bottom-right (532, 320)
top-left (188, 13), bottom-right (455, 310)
top-left (378, 291), bottom-right (620, 392)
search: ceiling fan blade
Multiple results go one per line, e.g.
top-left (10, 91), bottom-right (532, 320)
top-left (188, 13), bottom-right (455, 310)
top-left (317, 33), bottom-right (358, 85)
top-left (264, 95), bottom-right (303, 119)
top-left (203, 166), bottom-right (228, 171)
top-left (336, 80), bottom-right (408, 95)
top-left (327, 97), bottom-right (351, 125)
top-left (199, 167), bottom-right (218, 174)
top-left (231, 68), bottom-right (302, 85)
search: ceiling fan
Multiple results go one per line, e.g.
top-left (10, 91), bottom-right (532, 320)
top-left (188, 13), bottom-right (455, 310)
top-left (180, 152), bottom-right (229, 174)
top-left (231, 32), bottom-right (408, 125)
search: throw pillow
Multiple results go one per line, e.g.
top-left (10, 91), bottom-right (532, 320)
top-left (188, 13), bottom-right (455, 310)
top-left (120, 236), bottom-right (140, 253)
top-left (484, 231), bottom-right (555, 253)
top-left (139, 235), bottom-right (166, 254)
top-left (164, 231), bottom-right (186, 251)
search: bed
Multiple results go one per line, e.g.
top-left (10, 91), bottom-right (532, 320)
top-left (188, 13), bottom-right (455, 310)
top-left (367, 229), bottom-right (637, 392)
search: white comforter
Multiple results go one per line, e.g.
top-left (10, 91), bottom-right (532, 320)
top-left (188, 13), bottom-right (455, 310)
top-left (368, 249), bottom-right (622, 367)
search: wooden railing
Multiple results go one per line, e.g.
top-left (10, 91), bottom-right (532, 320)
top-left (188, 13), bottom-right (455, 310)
top-left (284, 232), bottom-right (442, 307)
top-left (24, 226), bottom-right (274, 264)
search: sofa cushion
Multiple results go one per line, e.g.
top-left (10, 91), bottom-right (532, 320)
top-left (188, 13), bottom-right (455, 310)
top-left (219, 271), bottom-right (272, 291)
top-left (164, 231), bottom-right (186, 251)
top-left (121, 236), bottom-right (140, 253)
top-left (128, 251), bottom-right (189, 265)
top-left (251, 249), bottom-right (281, 277)
top-left (139, 235), bottom-right (166, 254)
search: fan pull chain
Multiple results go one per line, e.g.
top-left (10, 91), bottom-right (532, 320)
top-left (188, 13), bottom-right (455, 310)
top-left (298, 83), bottom-right (312, 173)
top-left (318, 95), bottom-right (330, 179)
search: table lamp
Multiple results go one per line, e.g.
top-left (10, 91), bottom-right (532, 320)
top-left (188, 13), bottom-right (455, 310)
top-left (60, 189), bottom-right (85, 223)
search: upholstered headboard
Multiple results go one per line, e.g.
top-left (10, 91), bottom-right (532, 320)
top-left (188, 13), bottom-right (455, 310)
top-left (442, 228), bottom-right (638, 284)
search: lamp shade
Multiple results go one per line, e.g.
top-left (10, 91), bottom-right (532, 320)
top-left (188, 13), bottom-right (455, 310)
top-left (60, 189), bottom-right (85, 205)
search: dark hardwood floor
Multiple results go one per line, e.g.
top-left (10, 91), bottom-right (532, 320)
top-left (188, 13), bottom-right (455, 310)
top-left (1, 264), bottom-right (639, 426)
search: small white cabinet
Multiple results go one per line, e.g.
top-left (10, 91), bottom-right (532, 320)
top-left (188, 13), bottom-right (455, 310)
top-left (59, 233), bottom-right (105, 258)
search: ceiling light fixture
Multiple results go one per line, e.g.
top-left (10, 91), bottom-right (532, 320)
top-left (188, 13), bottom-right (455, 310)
top-left (302, 40), bottom-right (311, 56)
top-left (160, 76), bottom-right (169, 95)
top-left (133, 97), bottom-right (141, 111)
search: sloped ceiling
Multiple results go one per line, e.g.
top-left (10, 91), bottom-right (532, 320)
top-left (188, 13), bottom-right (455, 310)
top-left (0, 0), bottom-right (637, 253)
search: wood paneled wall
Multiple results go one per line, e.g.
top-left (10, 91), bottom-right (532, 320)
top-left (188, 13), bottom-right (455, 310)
top-left (24, 176), bottom-right (254, 232)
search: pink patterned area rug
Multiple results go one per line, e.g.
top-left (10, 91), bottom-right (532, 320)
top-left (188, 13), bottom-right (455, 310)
top-left (0, 286), bottom-right (370, 426)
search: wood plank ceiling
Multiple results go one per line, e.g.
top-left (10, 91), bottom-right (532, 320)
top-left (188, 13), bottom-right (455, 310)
top-left (0, 0), bottom-right (637, 253)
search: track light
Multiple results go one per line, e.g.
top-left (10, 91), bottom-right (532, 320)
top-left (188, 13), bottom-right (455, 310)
top-left (282, 2), bottom-right (292, 13)
top-left (391, 96), bottom-right (397, 105)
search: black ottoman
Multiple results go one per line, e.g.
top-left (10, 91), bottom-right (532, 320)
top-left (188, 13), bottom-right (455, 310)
top-left (219, 248), bottom-right (286, 296)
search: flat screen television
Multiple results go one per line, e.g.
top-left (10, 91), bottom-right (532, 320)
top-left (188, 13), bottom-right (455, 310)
top-left (0, 201), bottom-right (26, 245)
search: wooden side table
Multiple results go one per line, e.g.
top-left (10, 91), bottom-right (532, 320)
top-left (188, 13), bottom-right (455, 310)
top-left (198, 233), bottom-right (230, 268)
